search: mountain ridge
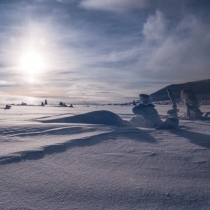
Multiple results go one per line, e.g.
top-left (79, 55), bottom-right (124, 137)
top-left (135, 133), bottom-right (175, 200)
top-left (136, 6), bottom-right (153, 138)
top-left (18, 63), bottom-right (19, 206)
top-left (150, 79), bottom-right (210, 101)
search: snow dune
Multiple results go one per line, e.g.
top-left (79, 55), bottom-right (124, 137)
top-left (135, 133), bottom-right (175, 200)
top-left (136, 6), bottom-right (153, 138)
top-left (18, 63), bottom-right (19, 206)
top-left (0, 105), bottom-right (210, 209)
top-left (39, 110), bottom-right (128, 125)
top-left (0, 109), bottom-right (129, 164)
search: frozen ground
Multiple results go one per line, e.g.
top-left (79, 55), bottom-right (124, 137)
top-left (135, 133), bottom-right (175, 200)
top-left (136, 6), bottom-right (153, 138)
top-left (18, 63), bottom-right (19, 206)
top-left (0, 105), bottom-right (210, 209)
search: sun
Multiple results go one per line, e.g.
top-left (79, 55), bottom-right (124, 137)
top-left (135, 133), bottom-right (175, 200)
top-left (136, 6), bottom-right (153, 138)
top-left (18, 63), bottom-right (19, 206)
top-left (21, 51), bottom-right (45, 75)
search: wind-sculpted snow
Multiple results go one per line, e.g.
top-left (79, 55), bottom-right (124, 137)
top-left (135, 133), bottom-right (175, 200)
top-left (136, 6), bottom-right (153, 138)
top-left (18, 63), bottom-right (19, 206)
top-left (0, 108), bottom-right (135, 164)
top-left (0, 123), bottom-right (114, 164)
top-left (0, 105), bottom-right (210, 209)
top-left (0, 123), bottom-right (157, 165)
top-left (39, 110), bottom-right (128, 125)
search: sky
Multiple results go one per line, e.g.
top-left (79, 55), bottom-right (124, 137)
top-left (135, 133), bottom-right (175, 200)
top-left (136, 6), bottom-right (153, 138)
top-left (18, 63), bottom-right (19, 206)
top-left (0, 0), bottom-right (210, 104)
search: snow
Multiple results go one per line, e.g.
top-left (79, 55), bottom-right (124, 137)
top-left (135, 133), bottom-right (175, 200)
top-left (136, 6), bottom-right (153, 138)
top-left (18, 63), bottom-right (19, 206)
top-left (0, 105), bottom-right (210, 209)
top-left (39, 110), bottom-right (127, 125)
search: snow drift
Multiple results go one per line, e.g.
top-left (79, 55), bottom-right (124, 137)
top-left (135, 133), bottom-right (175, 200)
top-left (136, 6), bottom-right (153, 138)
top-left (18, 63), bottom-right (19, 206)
top-left (39, 110), bottom-right (127, 125)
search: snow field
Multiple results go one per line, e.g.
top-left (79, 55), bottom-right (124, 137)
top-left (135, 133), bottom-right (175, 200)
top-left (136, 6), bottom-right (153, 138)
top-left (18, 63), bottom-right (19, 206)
top-left (0, 105), bottom-right (210, 209)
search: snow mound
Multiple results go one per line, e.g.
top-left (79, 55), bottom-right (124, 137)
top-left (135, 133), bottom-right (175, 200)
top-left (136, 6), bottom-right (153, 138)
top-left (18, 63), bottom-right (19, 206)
top-left (40, 110), bottom-right (127, 125)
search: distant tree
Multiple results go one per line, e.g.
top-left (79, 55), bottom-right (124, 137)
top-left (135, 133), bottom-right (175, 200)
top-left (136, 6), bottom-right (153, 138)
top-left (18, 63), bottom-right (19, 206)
top-left (5, 105), bottom-right (11, 109)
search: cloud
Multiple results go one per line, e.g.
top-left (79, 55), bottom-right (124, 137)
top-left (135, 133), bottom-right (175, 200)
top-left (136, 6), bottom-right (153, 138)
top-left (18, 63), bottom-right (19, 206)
top-left (142, 10), bottom-right (167, 43)
top-left (137, 10), bottom-right (210, 82)
top-left (1, 1), bottom-right (210, 103)
top-left (0, 81), bottom-right (16, 87)
top-left (80, 0), bottom-right (148, 12)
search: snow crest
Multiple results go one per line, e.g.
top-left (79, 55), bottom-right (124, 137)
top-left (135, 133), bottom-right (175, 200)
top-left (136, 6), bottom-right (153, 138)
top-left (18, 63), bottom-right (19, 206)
top-left (39, 110), bottom-right (127, 125)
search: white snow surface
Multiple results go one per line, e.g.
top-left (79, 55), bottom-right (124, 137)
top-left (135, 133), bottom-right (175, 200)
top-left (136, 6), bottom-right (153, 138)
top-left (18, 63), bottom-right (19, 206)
top-left (0, 105), bottom-right (210, 209)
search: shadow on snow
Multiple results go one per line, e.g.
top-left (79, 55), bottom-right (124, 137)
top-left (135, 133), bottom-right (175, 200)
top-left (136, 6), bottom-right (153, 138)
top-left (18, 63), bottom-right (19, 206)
top-left (0, 125), bottom-right (156, 165)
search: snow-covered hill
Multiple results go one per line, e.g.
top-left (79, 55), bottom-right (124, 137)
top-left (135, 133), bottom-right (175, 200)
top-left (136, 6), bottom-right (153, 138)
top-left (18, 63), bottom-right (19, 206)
top-left (150, 79), bottom-right (210, 102)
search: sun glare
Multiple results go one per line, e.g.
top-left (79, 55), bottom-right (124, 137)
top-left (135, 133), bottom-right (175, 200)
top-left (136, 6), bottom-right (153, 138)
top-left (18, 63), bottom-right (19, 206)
top-left (21, 51), bottom-right (45, 74)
